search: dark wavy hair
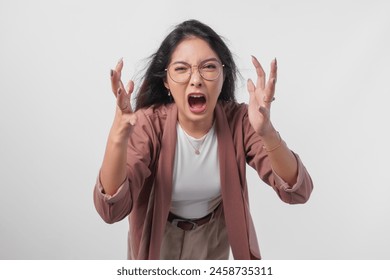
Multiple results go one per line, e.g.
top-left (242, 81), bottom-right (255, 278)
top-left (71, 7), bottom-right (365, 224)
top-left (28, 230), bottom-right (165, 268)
top-left (135, 19), bottom-right (237, 111)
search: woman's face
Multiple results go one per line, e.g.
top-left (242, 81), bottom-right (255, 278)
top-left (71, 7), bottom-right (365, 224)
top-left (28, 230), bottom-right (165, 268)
top-left (164, 37), bottom-right (224, 128)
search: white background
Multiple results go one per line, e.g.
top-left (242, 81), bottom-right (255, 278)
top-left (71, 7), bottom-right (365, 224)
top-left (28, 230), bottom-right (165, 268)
top-left (0, 0), bottom-right (389, 259)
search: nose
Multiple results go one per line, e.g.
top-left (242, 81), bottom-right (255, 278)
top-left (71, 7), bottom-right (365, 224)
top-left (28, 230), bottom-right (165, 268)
top-left (190, 66), bottom-right (202, 87)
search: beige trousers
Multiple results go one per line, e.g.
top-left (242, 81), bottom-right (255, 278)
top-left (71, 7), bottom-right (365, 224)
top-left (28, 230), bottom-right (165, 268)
top-left (160, 205), bottom-right (229, 260)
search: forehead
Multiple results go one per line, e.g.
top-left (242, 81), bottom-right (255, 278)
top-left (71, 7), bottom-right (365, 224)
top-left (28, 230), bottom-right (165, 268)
top-left (170, 37), bottom-right (219, 63)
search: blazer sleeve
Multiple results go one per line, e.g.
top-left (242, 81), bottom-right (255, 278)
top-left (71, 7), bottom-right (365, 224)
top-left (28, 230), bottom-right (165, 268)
top-left (93, 173), bottom-right (133, 224)
top-left (242, 107), bottom-right (313, 204)
top-left (93, 110), bottom-right (157, 223)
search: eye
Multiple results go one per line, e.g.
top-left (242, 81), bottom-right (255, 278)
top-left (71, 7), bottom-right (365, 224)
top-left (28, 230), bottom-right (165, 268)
top-left (201, 63), bottom-right (217, 71)
top-left (173, 64), bottom-right (190, 73)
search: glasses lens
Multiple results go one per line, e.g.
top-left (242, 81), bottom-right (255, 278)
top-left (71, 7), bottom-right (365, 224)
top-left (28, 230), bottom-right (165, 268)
top-left (168, 63), bottom-right (191, 83)
top-left (168, 61), bottom-right (223, 83)
top-left (199, 61), bottom-right (221, 81)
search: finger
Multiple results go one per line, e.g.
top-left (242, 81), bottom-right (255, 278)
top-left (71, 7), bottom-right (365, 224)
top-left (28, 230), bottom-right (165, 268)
top-left (126, 80), bottom-right (134, 95)
top-left (110, 69), bottom-right (118, 97)
top-left (117, 88), bottom-right (132, 114)
top-left (111, 70), bottom-right (124, 97)
top-left (116, 58), bottom-right (125, 91)
top-left (266, 58), bottom-right (277, 89)
top-left (111, 58), bottom-right (124, 97)
top-left (251, 55), bottom-right (265, 89)
top-left (263, 59), bottom-right (277, 108)
top-left (267, 58), bottom-right (277, 87)
top-left (115, 57), bottom-right (124, 74)
top-left (247, 78), bottom-right (255, 95)
top-left (258, 106), bottom-right (270, 120)
top-left (263, 95), bottom-right (275, 110)
top-left (247, 79), bottom-right (258, 106)
top-left (264, 76), bottom-right (276, 97)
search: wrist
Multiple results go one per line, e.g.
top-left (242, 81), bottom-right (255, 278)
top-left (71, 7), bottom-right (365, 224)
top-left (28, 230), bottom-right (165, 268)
top-left (261, 130), bottom-right (282, 152)
top-left (110, 115), bottom-right (132, 144)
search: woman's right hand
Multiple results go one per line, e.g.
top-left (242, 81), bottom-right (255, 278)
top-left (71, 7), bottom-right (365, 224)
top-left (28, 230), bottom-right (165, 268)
top-left (110, 58), bottom-right (138, 138)
top-left (100, 59), bottom-right (137, 194)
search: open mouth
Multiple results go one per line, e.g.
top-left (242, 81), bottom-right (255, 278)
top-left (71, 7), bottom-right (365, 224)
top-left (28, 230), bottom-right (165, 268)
top-left (188, 94), bottom-right (207, 113)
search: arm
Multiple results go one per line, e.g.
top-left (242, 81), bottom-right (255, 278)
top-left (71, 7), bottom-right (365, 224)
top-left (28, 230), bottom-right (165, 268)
top-left (246, 56), bottom-right (313, 203)
top-left (244, 125), bottom-right (313, 204)
top-left (93, 59), bottom-right (140, 223)
top-left (247, 56), bottom-right (297, 186)
top-left (258, 129), bottom-right (298, 186)
top-left (94, 111), bottom-right (154, 223)
top-left (100, 59), bottom-right (138, 195)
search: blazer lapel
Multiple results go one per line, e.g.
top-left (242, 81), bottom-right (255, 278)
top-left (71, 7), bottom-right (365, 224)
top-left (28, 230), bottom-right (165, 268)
top-left (215, 103), bottom-right (251, 259)
top-left (149, 104), bottom-right (178, 259)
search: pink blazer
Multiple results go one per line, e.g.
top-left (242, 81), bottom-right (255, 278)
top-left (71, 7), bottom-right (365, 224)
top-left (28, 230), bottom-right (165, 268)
top-left (93, 101), bottom-right (313, 259)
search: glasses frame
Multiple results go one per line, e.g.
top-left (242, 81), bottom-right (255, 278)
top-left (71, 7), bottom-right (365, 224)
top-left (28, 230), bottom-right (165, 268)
top-left (165, 59), bottom-right (224, 84)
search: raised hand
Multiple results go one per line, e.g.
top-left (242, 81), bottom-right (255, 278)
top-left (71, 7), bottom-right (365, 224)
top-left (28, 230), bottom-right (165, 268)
top-left (110, 58), bottom-right (137, 126)
top-left (247, 56), bottom-right (277, 136)
top-left (100, 59), bottom-right (137, 195)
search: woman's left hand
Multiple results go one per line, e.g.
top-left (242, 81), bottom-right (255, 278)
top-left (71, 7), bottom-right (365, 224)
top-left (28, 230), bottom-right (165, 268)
top-left (247, 56), bottom-right (277, 136)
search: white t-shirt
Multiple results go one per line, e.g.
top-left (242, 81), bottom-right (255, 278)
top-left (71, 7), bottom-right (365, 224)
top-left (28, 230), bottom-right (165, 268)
top-left (170, 123), bottom-right (221, 219)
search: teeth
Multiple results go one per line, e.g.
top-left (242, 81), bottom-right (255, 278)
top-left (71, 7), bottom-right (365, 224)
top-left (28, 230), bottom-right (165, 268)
top-left (190, 95), bottom-right (203, 98)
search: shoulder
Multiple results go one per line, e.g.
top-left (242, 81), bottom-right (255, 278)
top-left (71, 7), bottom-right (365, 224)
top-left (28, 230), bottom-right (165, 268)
top-left (217, 101), bottom-right (257, 145)
top-left (218, 101), bottom-right (248, 125)
top-left (128, 104), bottom-right (175, 158)
top-left (135, 103), bottom-right (175, 130)
top-left (136, 103), bottom-right (174, 119)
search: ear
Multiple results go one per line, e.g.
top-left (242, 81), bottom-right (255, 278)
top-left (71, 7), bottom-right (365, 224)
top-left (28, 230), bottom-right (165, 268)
top-left (164, 79), bottom-right (169, 90)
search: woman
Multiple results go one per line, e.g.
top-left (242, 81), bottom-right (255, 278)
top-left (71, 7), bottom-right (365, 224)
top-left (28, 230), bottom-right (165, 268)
top-left (93, 19), bottom-right (313, 260)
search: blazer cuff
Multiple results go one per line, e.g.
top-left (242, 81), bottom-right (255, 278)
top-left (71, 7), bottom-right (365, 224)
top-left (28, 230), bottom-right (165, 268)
top-left (95, 172), bottom-right (130, 204)
top-left (272, 153), bottom-right (305, 193)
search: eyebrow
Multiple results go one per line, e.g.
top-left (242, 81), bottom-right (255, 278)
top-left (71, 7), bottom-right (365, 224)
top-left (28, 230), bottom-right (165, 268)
top-left (170, 58), bottom-right (221, 65)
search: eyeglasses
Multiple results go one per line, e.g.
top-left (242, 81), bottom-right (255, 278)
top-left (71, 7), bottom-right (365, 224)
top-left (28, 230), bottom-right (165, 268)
top-left (165, 59), bottom-right (224, 84)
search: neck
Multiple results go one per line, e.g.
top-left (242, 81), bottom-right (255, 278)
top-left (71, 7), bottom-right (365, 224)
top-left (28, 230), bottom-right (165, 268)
top-left (178, 115), bottom-right (214, 139)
